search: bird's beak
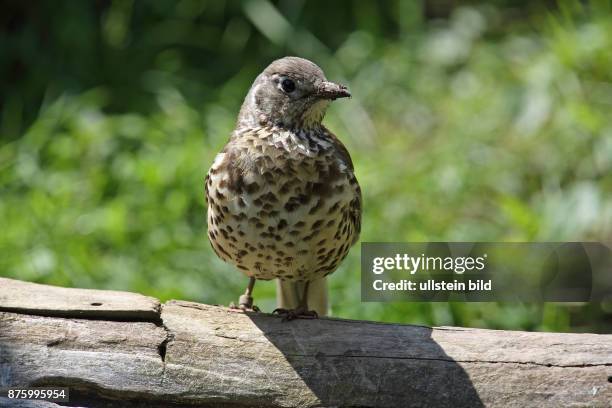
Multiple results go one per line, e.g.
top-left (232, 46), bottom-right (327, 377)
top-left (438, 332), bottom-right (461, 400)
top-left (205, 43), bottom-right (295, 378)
top-left (316, 81), bottom-right (351, 100)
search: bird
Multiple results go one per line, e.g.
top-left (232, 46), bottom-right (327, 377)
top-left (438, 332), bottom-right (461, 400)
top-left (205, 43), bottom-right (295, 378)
top-left (205, 56), bottom-right (361, 320)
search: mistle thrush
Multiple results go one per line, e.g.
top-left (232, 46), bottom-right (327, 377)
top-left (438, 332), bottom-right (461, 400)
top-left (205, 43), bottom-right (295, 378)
top-left (205, 57), bottom-right (361, 319)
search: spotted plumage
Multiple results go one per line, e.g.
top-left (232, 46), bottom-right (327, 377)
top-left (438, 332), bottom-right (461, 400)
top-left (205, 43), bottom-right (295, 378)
top-left (205, 56), bottom-right (361, 318)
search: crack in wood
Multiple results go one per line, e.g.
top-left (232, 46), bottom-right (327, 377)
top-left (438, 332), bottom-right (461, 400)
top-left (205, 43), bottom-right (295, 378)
top-left (283, 353), bottom-right (612, 368)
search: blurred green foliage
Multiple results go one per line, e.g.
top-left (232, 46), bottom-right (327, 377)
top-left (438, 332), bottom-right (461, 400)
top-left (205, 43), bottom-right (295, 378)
top-left (1, 0), bottom-right (611, 332)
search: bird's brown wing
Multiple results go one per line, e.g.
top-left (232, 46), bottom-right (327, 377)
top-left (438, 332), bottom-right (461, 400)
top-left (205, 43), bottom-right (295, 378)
top-left (350, 181), bottom-right (362, 245)
top-left (324, 127), bottom-right (362, 245)
top-left (348, 177), bottom-right (362, 245)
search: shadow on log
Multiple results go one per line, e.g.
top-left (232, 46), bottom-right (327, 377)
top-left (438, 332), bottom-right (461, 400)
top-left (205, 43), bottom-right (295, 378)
top-left (0, 277), bottom-right (611, 407)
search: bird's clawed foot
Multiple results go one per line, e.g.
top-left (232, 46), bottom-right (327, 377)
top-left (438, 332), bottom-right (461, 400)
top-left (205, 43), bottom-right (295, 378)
top-left (272, 307), bottom-right (318, 321)
top-left (229, 294), bottom-right (260, 312)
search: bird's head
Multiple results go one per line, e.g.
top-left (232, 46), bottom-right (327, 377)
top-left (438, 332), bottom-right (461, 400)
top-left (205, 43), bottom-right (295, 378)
top-left (237, 56), bottom-right (350, 129)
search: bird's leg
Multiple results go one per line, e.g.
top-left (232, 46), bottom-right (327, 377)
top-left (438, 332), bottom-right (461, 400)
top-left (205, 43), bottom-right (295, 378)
top-left (273, 281), bottom-right (319, 321)
top-left (230, 277), bottom-right (260, 312)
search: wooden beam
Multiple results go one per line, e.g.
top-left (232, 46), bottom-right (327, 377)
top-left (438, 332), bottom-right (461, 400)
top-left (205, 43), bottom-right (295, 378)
top-left (0, 277), bottom-right (160, 320)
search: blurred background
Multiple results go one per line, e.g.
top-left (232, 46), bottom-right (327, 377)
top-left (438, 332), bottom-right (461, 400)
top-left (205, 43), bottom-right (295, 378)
top-left (1, 0), bottom-right (611, 332)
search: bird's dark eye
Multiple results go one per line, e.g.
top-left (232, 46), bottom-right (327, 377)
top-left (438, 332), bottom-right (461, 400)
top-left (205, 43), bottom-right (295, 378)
top-left (281, 78), bottom-right (296, 93)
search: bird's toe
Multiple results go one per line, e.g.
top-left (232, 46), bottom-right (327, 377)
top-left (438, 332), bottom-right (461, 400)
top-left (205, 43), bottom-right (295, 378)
top-left (273, 307), bottom-right (318, 321)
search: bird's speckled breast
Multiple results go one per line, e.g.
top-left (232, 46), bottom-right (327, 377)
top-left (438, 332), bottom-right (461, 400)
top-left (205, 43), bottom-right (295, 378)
top-left (205, 125), bottom-right (360, 282)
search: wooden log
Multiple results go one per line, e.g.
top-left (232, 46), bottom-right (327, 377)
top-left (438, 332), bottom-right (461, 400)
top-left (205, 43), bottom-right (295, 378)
top-left (0, 278), bottom-right (610, 407)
